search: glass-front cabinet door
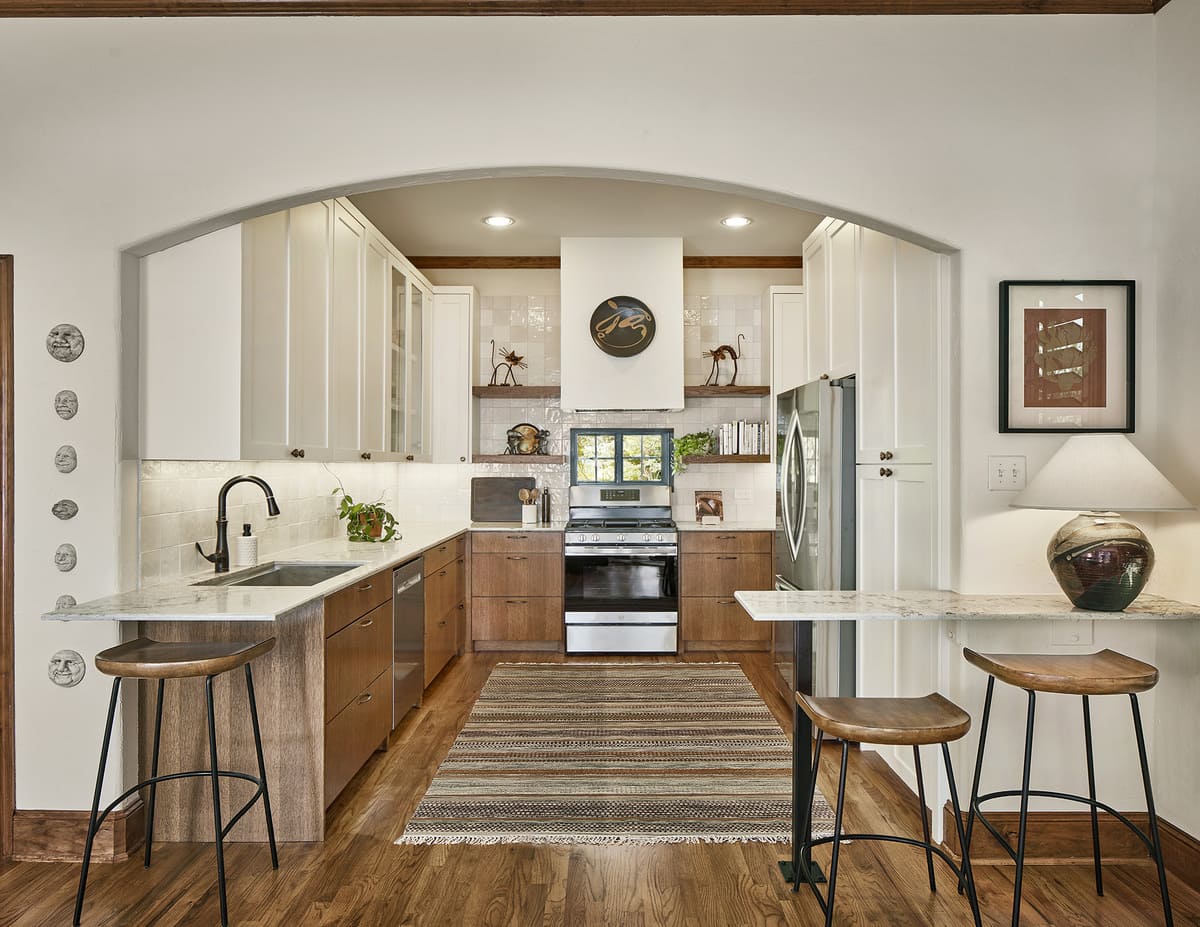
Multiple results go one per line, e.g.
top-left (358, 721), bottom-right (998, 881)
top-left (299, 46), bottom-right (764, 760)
top-left (406, 282), bottom-right (428, 460)
top-left (386, 261), bottom-right (431, 461)
top-left (389, 262), bottom-right (408, 457)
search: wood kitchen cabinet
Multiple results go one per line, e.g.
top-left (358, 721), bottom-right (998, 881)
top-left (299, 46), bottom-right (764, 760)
top-left (323, 565), bottom-right (394, 808)
top-left (471, 532), bottom-right (564, 650)
top-left (679, 531), bottom-right (773, 651)
top-left (424, 532), bottom-right (467, 686)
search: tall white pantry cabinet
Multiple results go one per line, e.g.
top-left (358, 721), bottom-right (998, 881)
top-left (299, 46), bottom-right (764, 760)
top-left (771, 217), bottom-right (947, 784)
top-left (140, 196), bottom-right (473, 465)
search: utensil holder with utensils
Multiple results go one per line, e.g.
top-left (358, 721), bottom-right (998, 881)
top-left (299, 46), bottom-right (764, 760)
top-left (519, 487), bottom-right (541, 525)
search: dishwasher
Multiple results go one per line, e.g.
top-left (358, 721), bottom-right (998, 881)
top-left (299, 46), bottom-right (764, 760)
top-left (393, 558), bottom-right (424, 729)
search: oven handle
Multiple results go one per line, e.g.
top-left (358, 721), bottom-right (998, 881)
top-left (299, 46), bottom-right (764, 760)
top-left (564, 546), bottom-right (678, 557)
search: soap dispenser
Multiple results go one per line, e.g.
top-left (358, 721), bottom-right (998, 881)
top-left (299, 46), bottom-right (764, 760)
top-left (233, 523), bottom-right (258, 569)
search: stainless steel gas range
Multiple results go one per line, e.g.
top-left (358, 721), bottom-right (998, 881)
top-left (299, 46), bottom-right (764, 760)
top-left (563, 485), bottom-right (679, 654)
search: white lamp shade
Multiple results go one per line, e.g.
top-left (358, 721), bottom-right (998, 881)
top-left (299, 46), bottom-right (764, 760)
top-left (1011, 434), bottom-right (1194, 512)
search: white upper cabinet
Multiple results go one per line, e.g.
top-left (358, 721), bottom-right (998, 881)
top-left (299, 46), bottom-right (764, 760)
top-left (141, 196), bottom-right (441, 463)
top-left (802, 226), bottom-right (830, 380)
top-left (431, 287), bottom-right (474, 464)
top-left (768, 286), bottom-right (808, 395)
top-left (826, 219), bottom-right (859, 379)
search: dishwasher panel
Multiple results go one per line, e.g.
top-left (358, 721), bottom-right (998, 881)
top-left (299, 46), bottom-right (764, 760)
top-left (393, 558), bottom-right (424, 729)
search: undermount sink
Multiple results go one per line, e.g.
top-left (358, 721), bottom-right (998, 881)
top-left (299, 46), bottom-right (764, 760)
top-left (193, 561), bottom-right (366, 588)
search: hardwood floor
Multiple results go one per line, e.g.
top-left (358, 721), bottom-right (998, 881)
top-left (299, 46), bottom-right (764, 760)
top-left (2, 651), bottom-right (1197, 926)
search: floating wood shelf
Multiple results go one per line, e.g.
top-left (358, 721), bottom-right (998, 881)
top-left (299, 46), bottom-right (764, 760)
top-left (472, 454), bottom-right (566, 465)
top-left (682, 454), bottom-right (771, 464)
top-left (472, 386), bottom-right (561, 399)
top-left (683, 385), bottom-right (771, 398)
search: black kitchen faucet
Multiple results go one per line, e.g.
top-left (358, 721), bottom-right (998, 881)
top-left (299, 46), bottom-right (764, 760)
top-left (196, 475), bottom-right (281, 573)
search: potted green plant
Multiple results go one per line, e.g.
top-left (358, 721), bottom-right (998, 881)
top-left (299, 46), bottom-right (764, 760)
top-left (672, 431), bottom-right (714, 475)
top-left (331, 481), bottom-right (398, 543)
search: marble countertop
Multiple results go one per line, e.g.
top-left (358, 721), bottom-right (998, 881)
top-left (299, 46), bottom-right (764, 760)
top-left (43, 522), bottom-right (470, 623)
top-left (734, 590), bottom-right (1200, 622)
top-left (470, 521), bottom-right (565, 532)
top-left (676, 520), bottom-right (776, 532)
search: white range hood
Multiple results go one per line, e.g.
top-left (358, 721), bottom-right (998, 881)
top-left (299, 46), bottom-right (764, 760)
top-left (559, 237), bottom-right (684, 412)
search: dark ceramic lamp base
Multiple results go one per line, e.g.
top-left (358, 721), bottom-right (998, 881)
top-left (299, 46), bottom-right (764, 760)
top-left (1048, 512), bottom-right (1154, 612)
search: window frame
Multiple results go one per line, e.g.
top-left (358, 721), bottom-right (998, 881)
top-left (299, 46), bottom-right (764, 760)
top-left (569, 428), bottom-right (672, 487)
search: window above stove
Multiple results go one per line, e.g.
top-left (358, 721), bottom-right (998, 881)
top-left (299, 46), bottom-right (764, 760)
top-left (571, 429), bottom-right (671, 487)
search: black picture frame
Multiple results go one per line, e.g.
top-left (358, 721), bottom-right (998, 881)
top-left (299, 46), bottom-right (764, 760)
top-left (999, 279), bottom-right (1135, 434)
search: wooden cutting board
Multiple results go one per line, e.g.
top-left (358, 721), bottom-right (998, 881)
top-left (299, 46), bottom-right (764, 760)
top-left (470, 477), bottom-right (536, 522)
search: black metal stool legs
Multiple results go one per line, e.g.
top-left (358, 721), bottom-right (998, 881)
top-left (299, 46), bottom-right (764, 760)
top-left (943, 742), bottom-right (983, 927)
top-left (244, 663), bottom-right (279, 869)
top-left (913, 745), bottom-right (937, 893)
top-left (823, 741), bottom-right (851, 927)
top-left (1082, 695), bottom-right (1103, 897)
top-left (1010, 689), bottom-right (1037, 927)
top-left (1132, 693), bottom-right (1174, 927)
top-left (73, 677), bottom-right (122, 927)
top-left (144, 678), bottom-right (165, 869)
top-left (205, 675), bottom-right (230, 927)
top-left (959, 674), bottom-right (994, 896)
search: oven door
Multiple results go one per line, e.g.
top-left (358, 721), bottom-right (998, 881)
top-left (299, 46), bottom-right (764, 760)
top-left (564, 549), bottom-right (678, 614)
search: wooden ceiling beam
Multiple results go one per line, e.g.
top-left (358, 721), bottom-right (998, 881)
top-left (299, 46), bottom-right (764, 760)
top-left (409, 255), bottom-right (804, 270)
top-left (0, 0), bottom-right (1162, 15)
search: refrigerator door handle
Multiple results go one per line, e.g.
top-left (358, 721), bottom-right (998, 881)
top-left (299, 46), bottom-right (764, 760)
top-left (781, 409), bottom-right (805, 563)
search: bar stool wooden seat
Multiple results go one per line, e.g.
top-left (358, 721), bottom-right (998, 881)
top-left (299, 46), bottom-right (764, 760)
top-left (74, 638), bottom-right (280, 927)
top-left (962, 647), bottom-right (1172, 927)
top-left (794, 692), bottom-right (982, 927)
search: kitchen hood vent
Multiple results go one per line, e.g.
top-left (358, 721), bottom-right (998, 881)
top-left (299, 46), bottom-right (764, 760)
top-left (560, 237), bottom-right (684, 412)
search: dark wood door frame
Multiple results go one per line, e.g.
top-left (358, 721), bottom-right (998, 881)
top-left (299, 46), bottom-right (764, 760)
top-left (1, 255), bottom-right (14, 861)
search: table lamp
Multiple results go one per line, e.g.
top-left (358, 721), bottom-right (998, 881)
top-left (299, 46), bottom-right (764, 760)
top-left (1010, 434), bottom-right (1194, 611)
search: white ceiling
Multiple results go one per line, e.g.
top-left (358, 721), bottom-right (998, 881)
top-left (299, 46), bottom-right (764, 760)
top-left (350, 177), bottom-right (824, 257)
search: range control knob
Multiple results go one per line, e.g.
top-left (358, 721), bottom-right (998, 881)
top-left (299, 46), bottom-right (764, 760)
top-left (591, 533), bottom-right (600, 543)
top-left (655, 533), bottom-right (664, 543)
top-left (617, 534), bottom-right (626, 542)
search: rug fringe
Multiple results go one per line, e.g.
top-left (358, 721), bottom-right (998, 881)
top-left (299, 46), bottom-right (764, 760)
top-left (395, 834), bottom-right (806, 847)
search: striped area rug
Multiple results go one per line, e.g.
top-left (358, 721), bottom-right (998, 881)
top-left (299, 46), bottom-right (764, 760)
top-left (396, 662), bottom-right (835, 846)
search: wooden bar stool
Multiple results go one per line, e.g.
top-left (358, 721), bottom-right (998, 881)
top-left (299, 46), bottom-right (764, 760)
top-left (794, 691), bottom-right (982, 927)
top-left (962, 648), bottom-right (1172, 927)
top-left (74, 637), bottom-right (280, 927)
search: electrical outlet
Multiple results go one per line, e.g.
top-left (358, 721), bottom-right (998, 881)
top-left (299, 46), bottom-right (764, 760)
top-left (988, 455), bottom-right (1027, 491)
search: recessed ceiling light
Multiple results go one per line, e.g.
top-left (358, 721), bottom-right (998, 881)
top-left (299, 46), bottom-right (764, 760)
top-left (721, 215), bottom-right (753, 228)
top-left (482, 215), bottom-right (515, 228)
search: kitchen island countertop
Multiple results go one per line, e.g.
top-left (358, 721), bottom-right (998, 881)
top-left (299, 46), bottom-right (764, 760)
top-left (43, 522), bottom-right (471, 623)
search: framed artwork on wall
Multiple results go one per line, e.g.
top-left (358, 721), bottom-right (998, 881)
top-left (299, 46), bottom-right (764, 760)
top-left (999, 280), bottom-right (1135, 433)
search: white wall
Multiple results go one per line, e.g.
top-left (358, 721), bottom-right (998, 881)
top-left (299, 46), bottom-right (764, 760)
top-left (0, 15), bottom-right (1168, 811)
top-left (1147, 0), bottom-right (1200, 838)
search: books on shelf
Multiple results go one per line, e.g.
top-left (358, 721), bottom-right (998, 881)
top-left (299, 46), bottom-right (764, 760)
top-left (713, 419), bottom-right (771, 456)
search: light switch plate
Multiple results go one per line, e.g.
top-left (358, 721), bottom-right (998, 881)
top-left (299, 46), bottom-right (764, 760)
top-left (988, 455), bottom-right (1027, 491)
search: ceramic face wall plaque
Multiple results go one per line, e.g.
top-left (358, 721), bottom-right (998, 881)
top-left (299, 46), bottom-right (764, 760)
top-left (55, 594), bottom-right (77, 610)
top-left (55, 445), bottom-right (77, 473)
top-left (46, 324), bottom-right (85, 363)
top-left (54, 390), bottom-right (79, 419)
top-left (51, 499), bottom-right (79, 520)
top-left (48, 650), bottom-right (86, 688)
top-left (54, 543), bottom-right (77, 572)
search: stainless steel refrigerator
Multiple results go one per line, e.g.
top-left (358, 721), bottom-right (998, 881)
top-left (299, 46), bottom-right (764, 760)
top-left (773, 376), bottom-right (857, 701)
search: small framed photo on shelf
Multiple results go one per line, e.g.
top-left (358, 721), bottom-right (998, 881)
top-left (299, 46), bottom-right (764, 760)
top-left (695, 490), bottom-right (724, 523)
top-left (999, 280), bottom-right (1135, 433)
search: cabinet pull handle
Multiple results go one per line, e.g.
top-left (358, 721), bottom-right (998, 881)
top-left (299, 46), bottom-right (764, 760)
top-left (458, 603), bottom-right (465, 610)
top-left (358, 618), bottom-right (374, 628)
top-left (290, 448), bottom-right (305, 458)
top-left (438, 619), bottom-right (447, 628)
top-left (506, 535), bottom-right (528, 540)
top-left (880, 467), bottom-right (893, 477)
top-left (438, 569), bottom-right (448, 577)
top-left (717, 599), bottom-right (737, 605)
top-left (506, 556), bottom-right (528, 561)
top-left (716, 535), bottom-right (736, 540)
top-left (361, 452), bottom-right (372, 461)
top-left (716, 556), bottom-right (737, 560)
top-left (460, 456), bottom-right (466, 462)
top-left (357, 693), bottom-right (373, 705)
top-left (358, 582), bottom-right (373, 591)
top-left (505, 599), bottom-right (528, 605)
top-left (437, 545), bottom-right (447, 552)
top-left (405, 455), bottom-right (415, 461)
top-left (879, 450), bottom-right (894, 461)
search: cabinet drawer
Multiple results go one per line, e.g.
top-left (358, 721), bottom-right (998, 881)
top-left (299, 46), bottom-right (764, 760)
top-left (680, 553), bottom-right (772, 598)
top-left (325, 600), bottom-right (392, 723)
top-left (424, 604), bottom-right (459, 686)
top-left (424, 533), bottom-right (466, 575)
top-left (682, 597), bottom-right (771, 649)
top-left (323, 668), bottom-right (391, 808)
top-left (472, 596), bottom-right (563, 643)
top-left (471, 553), bottom-right (563, 597)
top-left (324, 566), bottom-right (392, 637)
top-left (425, 556), bottom-right (464, 624)
top-left (679, 531), bottom-right (772, 555)
top-left (471, 531), bottom-right (562, 554)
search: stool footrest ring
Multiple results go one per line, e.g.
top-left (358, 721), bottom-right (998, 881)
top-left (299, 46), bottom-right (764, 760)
top-left (972, 788), bottom-right (1158, 861)
top-left (88, 770), bottom-right (266, 842)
